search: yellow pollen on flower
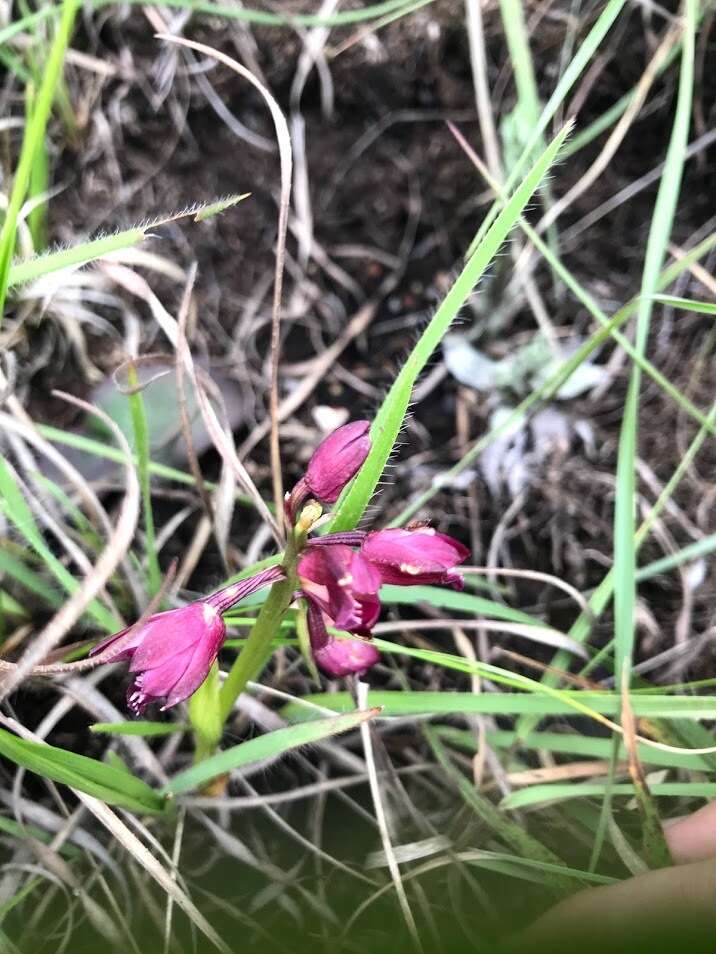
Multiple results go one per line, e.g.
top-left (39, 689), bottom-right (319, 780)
top-left (399, 563), bottom-right (422, 575)
top-left (337, 573), bottom-right (353, 587)
top-left (296, 502), bottom-right (323, 534)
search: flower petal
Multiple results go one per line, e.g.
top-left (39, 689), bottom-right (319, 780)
top-left (361, 527), bottom-right (469, 587)
top-left (129, 604), bottom-right (216, 673)
top-left (298, 545), bottom-right (381, 634)
top-left (313, 636), bottom-right (380, 678)
top-left (161, 620), bottom-right (226, 709)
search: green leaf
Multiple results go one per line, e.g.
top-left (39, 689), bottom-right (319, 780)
top-left (193, 193), bottom-right (250, 221)
top-left (90, 721), bottom-right (187, 737)
top-left (425, 726), bottom-right (570, 889)
top-left (282, 690), bottom-right (716, 721)
top-left (650, 294), bottom-right (716, 315)
top-left (502, 782), bottom-right (716, 812)
top-left (164, 708), bottom-right (379, 796)
top-left (0, 727), bottom-right (165, 813)
top-left (613, 0), bottom-right (696, 689)
top-left (437, 726), bottom-right (714, 772)
top-left (0, 457), bottom-right (119, 631)
top-left (0, 0), bottom-right (80, 320)
top-left (328, 120), bottom-right (573, 533)
top-left (379, 584), bottom-right (541, 627)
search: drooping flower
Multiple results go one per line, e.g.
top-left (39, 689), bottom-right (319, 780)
top-left (294, 523), bottom-right (469, 678)
top-left (297, 544), bottom-right (382, 677)
top-left (91, 566), bottom-right (284, 714)
top-left (360, 527), bottom-right (469, 589)
top-left (298, 544), bottom-right (381, 635)
top-left (305, 600), bottom-right (380, 678)
top-left (287, 420), bottom-right (371, 519)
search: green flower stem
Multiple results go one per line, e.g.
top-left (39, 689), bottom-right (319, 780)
top-left (218, 538), bottom-right (299, 724)
top-left (188, 660), bottom-right (222, 762)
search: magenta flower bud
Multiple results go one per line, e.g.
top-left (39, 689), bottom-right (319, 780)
top-left (91, 565), bottom-right (284, 714)
top-left (361, 527), bottom-right (469, 589)
top-left (288, 421), bottom-right (371, 520)
top-left (306, 420), bottom-right (371, 503)
top-left (305, 600), bottom-right (380, 678)
top-left (298, 544), bottom-right (381, 634)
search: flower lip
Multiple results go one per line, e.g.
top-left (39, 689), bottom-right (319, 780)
top-left (304, 600), bottom-right (380, 678)
top-left (298, 544), bottom-right (381, 634)
top-left (313, 635), bottom-right (381, 678)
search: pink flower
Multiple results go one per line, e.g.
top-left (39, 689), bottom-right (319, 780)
top-left (296, 526), bottom-right (468, 678)
top-left (92, 566), bottom-right (284, 714)
top-left (360, 527), bottom-right (469, 589)
top-left (305, 601), bottom-right (380, 678)
top-left (298, 545), bottom-right (381, 635)
top-left (297, 545), bottom-right (382, 677)
top-left (287, 421), bottom-right (371, 518)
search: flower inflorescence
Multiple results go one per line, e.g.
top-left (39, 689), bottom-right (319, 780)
top-left (96, 421), bottom-right (468, 713)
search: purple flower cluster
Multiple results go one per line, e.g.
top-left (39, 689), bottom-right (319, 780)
top-left (94, 422), bottom-right (468, 713)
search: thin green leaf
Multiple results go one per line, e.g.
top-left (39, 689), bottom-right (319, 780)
top-left (7, 226), bottom-right (146, 289)
top-left (425, 727), bottom-right (570, 889)
top-left (379, 584), bottom-right (541, 626)
top-left (650, 294), bottom-right (716, 315)
top-left (193, 193), bottom-right (250, 221)
top-left (0, 457), bottom-right (119, 631)
top-left (613, 0), bottom-right (696, 688)
top-left (126, 363), bottom-right (161, 596)
top-left (283, 690), bottom-right (716, 721)
top-left (437, 726), bottom-right (714, 772)
top-left (502, 782), bottom-right (716, 811)
top-left (0, 0), bottom-right (79, 321)
top-left (0, 727), bottom-right (165, 813)
top-left (90, 721), bottom-right (187, 737)
top-left (330, 120), bottom-right (573, 533)
top-left (165, 708), bottom-right (379, 796)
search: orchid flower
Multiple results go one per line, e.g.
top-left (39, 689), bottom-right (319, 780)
top-left (286, 423), bottom-right (469, 678)
top-left (97, 419), bottom-right (468, 713)
top-left (91, 567), bottom-right (284, 713)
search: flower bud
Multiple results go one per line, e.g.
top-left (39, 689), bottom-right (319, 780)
top-left (304, 420), bottom-right (371, 504)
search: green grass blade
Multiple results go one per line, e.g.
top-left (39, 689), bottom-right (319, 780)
top-left (379, 584), bottom-right (542, 626)
top-left (0, 548), bottom-right (62, 608)
top-left (613, 0), bottom-right (696, 688)
top-left (90, 721), bottom-right (187, 737)
top-left (36, 424), bottom-right (258, 507)
top-left (0, 727), bottom-right (165, 813)
top-left (7, 226), bottom-right (147, 289)
top-left (329, 121), bottom-right (573, 533)
top-left (425, 727), bottom-right (570, 888)
top-left (438, 726), bottom-right (714, 772)
top-left (650, 294), bottom-right (716, 315)
top-left (0, 458), bottom-right (119, 631)
top-left (164, 708), bottom-right (378, 796)
top-left (637, 533), bottom-right (716, 582)
top-left (283, 690), bottom-right (716, 721)
top-left (392, 231), bottom-right (716, 525)
top-left (126, 365), bottom-right (161, 597)
top-left (0, 0), bottom-right (79, 322)
top-left (502, 782), bottom-right (716, 811)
